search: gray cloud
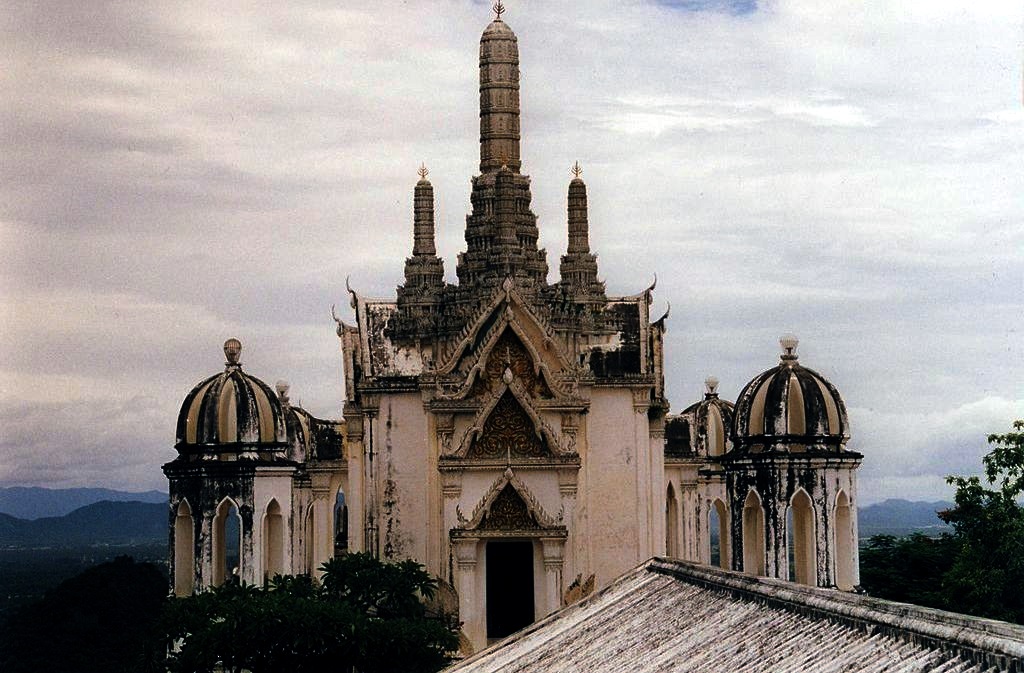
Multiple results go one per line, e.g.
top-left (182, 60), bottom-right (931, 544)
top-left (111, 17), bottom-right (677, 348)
top-left (2, 0), bottom-right (1022, 502)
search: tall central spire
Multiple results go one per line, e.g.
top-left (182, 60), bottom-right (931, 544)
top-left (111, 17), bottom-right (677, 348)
top-left (455, 9), bottom-right (547, 296)
top-left (479, 9), bottom-right (521, 173)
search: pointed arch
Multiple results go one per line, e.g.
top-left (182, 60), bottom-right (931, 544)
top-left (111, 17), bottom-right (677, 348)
top-left (710, 498), bottom-right (729, 570)
top-left (334, 487), bottom-right (348, 557)
top-left (262, 499), bottom-right (284, 581)
top-left (835, 490), bottom-right (854, 591)
top-left (665, 483), bottom-right (679, 557)
top-left (788, 488), bottom-right (816, 586)
top-left (173, 500), bottom-right (195, 596)
top-left (742, 489), bottom-right (765, 576)
top-left (707, 405), bottom-right (725, 457)
top-left (212, 497), bottom-right (241, 587)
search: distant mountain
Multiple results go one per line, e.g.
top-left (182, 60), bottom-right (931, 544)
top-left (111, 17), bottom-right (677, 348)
top-left (858, 499), bottom-right (954, 538)
top-left (0, 487), bottom-right (167, 519)
top-left (0, 501), bottom-right (167, 547)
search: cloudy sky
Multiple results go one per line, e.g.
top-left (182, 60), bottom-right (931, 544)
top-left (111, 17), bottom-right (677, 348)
top-left (1, 0), bottom-right (1021, 503)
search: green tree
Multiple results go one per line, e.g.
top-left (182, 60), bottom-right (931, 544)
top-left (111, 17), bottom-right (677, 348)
top-left (0, 556), bottom-right (168, 673)
top-left (859, 533), bottom-right (957, 609)
top-left (940, 420), bottom-right (1024, 623)
top-left (160, 552), bottom-right (459, 673)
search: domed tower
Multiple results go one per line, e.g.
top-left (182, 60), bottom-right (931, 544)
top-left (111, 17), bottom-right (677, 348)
top-left (665, 377), bottom-right (736, 564)
top-left (164, 339), bottom-right (299, 594)
top-left (723, 336), bottom-right (861, 590)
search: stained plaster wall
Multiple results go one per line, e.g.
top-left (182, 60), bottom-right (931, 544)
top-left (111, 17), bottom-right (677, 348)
top-left (581, 387), bottom-right (662, 586)
top-left (370, 393), bottom-right (432, 565)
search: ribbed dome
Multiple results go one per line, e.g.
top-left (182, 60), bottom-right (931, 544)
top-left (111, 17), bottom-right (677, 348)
top-left (680, 377), bottom-right (735, 457)
top-left (732, 336), bottom-right (849, 453)
top-left (175, 339), bottom-right (286, 450)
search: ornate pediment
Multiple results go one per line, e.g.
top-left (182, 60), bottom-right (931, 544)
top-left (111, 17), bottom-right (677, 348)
top-left (451, 381), bottom-right (565, 459)
top-left (455, 467), bottom-right (562, 533)
top-left (434, 280), bottom-right (575, 398)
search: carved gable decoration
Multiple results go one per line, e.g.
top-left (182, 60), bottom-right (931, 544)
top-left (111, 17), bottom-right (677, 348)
top-left (467, 391), bottom-right (550, 459)
top-left (475, 329), bottom-right (551, 398)
top-left (480, 484), bottom-right (539, 530)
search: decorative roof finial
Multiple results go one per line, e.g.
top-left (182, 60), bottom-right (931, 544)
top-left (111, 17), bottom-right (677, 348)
top-left (705, 376), bottom-right (719, 397)
top-left (493, 1), bottom-right (505, 19)
top-left (571, 161), bottom-right (583, 179)
top-left (223, 338), bottom-right (242, 367)
top-left (275, 380), bottom-right (291, 405)
top-left (780, 334), bottom-right (799, 362)
top-left (417, 163), bottom-right (429, 180)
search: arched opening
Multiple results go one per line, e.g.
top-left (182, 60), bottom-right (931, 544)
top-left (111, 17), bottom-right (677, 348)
top-left (212, 498), bottom-right (241, 587)
top-left (665, 483), bottom-right (679, 557)
top-left (707, 405), bottom-right (725, 457)
top-left (486, 539), bottom-right (535, 641)
top-left (710, 498), bottom-right (729, 569)
top-left (262, 499), bottom-right (284, 582)
top-left (742, 490), bottom-right (765, 576)
top-left (173, 500), bottom-right (195, 596)
top-left (304, 503), bottom-right (316, 575)
top-left (787, 489), bottom-right (817, 586)
top-left (333, 489), bottom-right (348, 557)
top-left (835, 490), bottom-right (854, 591)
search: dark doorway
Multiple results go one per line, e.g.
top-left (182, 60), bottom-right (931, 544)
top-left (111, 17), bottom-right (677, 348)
top-left (486, 539), bottom-right (535, 639)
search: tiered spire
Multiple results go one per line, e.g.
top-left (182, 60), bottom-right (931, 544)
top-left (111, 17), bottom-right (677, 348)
top-left (397, 166), bottom-right (445, 313)
top-left (559, 162), bottom-right (604, 303)
top-left (479, 4), bottom-right (521, 173)
top-left (455, 11), bottom-right (548, 295)
top-left (413, 164), bottom-right (437, 256)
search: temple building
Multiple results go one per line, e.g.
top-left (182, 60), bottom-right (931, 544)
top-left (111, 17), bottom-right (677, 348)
top-left (163, 7), bottom-right (863, 653)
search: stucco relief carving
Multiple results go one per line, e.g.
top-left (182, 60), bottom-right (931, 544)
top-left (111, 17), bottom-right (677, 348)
top-left (631, 386), bottom-right (651, 413)
top-left (468, 392), bottom-right (547, 459)
top-left (436, 413), bottom-right (455, 455)
top-left (452, 379), bottom-right (565, 459)
top-left (479, 484), bottom-right (539, 530)
top-left (455, 468), bottom-right (561, 534)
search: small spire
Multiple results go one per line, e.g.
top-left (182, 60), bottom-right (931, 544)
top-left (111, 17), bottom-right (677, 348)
top-left (417, 163), bottom-right (429, 180)
top-left (571, 161), bottom-right (583, 179)
top-left (704, 376), bottom-right (719, 397)
top-left (780, 334), bottom-right (799, 362)
top-left (493, 1), bottom-right (505, 19)
top-left (223, 338), bottom-right (242, 367)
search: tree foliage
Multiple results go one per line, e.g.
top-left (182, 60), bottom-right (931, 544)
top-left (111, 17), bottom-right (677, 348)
top-left (858, 533), bottom-right (957, 609)
top-left (0, 555), bottom-right (168, 673)
top-left (939, 420), bottom-right (1024, 623)
top-left (859, 421), bottom-right (1024, 625)
top-left (160, 552), bottom-right (459, 673)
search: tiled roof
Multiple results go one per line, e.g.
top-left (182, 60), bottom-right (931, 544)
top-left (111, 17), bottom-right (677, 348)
top-left (446, 559), bottom-right (1024, 673)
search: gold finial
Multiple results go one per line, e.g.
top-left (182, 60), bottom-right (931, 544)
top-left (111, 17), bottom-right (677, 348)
top-left (417, 163), bottom-right (429, 180)
top-left (493, 1), bottom-right (505, 19)
top-left (571, 161), bottom-right (583, 178)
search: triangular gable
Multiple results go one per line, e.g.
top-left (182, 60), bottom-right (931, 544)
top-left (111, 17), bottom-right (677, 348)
top-left (456, 468), bottom-right (559, 531)
top-left (453, 383), bottom-right (563, 459)
top-left (436, 278), bottom-right (572, 381)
